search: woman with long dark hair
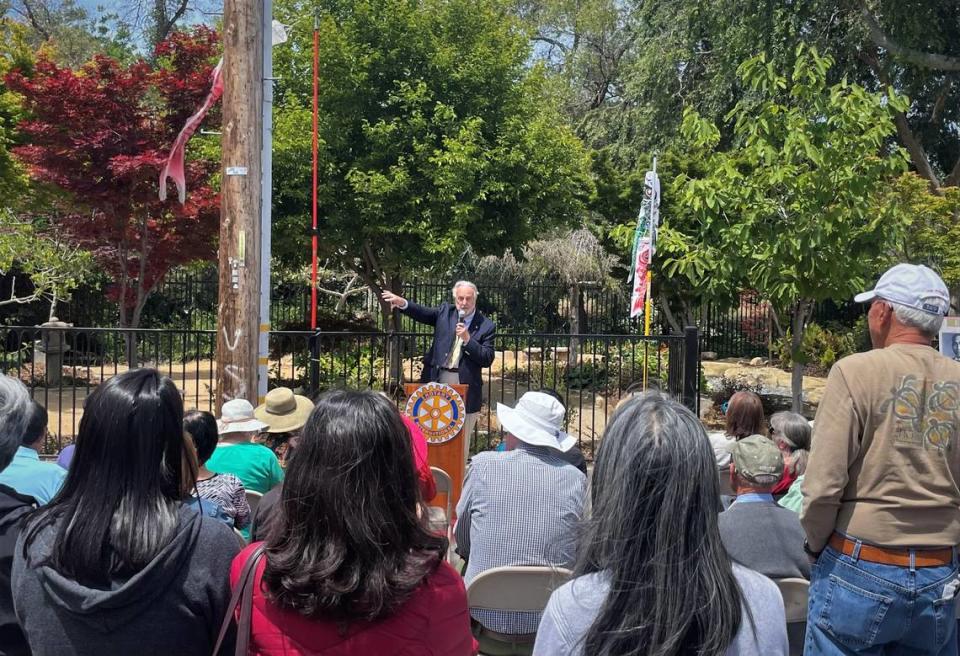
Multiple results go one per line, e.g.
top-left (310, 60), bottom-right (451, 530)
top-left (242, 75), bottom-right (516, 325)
top-left (533, 393), bottom-right (787, 655)
top-left (12, 369), bottom-right (241, 655)
top-left (184, 409), bottom-right (251, 530)
top-left (230, 389), bottom-right (475, 655)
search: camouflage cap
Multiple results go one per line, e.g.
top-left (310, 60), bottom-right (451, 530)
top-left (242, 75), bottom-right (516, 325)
top-left (731, 434), bottom-right (783, 484)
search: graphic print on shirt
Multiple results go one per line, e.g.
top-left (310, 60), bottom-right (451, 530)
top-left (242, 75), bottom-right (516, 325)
top-left (882, 375), bottom-right (960, 452)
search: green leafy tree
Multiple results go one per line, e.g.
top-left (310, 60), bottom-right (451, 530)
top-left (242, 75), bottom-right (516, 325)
top-left (676, 46), bottom-right (908, 410)
top-left (270, 0), bottom-right (593, 325)
top-left (0, 210), bottom-right (92, 318)
top-left (0, 18), bottom-right (32, 205)
top-left (878, 172), bottom-right (960, 299)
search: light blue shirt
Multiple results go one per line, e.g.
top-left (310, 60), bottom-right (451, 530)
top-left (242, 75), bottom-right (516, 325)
top-left (0, 446), bottom-right (67, 504)
top-left (734, 492), bottom-right (775, 504)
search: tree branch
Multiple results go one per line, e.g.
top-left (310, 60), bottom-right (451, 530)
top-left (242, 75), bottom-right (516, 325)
top-left (859, 48), bottom-right (943, 193)
top-left (859, 4), bottom-right (960, 72)
top-left (18, 1), bottom-right (52, 40)
top-left (157, 0), bottom-right (191, 47)
top-left (532, 34), bottom-right (569, 55)
top-left (944, 156), bottom-right (960, 188)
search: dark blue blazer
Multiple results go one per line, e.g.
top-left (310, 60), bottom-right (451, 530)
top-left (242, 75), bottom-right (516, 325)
top-left (402, 301), bottom-right (496, 413)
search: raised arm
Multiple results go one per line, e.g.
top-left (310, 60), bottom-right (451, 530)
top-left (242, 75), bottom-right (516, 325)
top-left (381, 290), bottom-right (440, 326)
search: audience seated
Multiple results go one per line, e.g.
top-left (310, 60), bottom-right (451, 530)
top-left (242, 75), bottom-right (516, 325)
top-left (230, 389), bottom-right (476, 655)
top-left (456, 391), bottom-right (586, 640)
top-left (184, 410), bottom-right (251, 530)
top-left (207, 399), bottom-right (283, 494)
top-left (0, 376), bottom-right (36, 656)
top-left (254, 387), bottom-right (313, 465)
top-left (0, 400), bottom-right (65, 504)
top-left (250, 402), bottom-right (434, 542)
top-left (769, 411), bottom-right (811, 508)
top-left (11, 368), bottom-right (240, 655)
top-left (709, 390), bottom-right (766, 469)
top-left (533, 393), bottom-right (788, 655)
top-left (493, 388), bottom-right (588, 476)
top-left (718, 434), bottom-right (810, 579)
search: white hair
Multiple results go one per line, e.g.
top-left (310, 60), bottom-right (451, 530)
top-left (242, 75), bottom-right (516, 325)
top-left (451, 280), bottom-right (479, 298)
top-left (891, 300), bottom-right (944, 337)
top-left (0, 375), bottom-right (30, 471)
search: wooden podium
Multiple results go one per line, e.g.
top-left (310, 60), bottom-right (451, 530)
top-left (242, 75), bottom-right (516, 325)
top-left (404, 382), bottom-right (468, 512)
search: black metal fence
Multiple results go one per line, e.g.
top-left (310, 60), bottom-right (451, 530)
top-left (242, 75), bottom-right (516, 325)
top-left (0, 325), bottom-right (699, 459)
top-left (46, 268), bottom-right (860, 360)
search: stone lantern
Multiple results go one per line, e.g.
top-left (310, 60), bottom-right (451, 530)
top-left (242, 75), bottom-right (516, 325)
top-left (35, 317), bottom-right (72, 385)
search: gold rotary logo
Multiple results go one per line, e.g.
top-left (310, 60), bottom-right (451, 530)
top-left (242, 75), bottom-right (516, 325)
top-left (405, 382), bottom-right (466, 444)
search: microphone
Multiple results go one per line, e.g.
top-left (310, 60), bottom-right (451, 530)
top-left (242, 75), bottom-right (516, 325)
top-left (458, 309), bottom-right (466, 321)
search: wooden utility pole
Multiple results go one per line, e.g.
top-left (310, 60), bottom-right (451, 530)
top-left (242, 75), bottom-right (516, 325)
top-left (216, 0), bottom-right (264, 410)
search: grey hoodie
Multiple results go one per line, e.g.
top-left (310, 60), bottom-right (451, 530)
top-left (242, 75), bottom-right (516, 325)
top-left (12, 504), bottom-right (240, 655)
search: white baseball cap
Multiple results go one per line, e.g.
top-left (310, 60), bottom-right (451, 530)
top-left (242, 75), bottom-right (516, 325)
top-left (854, 263), bottom-right (950, 316)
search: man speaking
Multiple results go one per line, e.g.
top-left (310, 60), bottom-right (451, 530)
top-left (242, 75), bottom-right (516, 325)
top-left (382, 281), bottom-right (496, 461)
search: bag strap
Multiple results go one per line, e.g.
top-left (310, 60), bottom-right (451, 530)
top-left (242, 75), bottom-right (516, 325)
top-left (213, 544), bottom-right (266, 656)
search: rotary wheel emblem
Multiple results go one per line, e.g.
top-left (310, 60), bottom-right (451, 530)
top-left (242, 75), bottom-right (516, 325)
top-left (405, 382), bottom-right (466, 444)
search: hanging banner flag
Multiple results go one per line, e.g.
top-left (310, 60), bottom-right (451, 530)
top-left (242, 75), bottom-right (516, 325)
top-left (628, 167), bottom-right (660, 319)
top-left (160, 21), bottom-right (289, 204)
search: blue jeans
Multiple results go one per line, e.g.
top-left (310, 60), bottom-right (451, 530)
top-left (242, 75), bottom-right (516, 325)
top-left (805, 540), bottom-right (960, 655)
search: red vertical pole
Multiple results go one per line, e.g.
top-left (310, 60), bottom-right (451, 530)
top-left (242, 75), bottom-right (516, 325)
top-left (310, 15), bottom-right (320, 330)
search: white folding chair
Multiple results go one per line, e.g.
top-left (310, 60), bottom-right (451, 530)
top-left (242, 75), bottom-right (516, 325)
top-left (775, 577), bottom-right (809, 656)
top-left (467, 566), bottom-right (573, 656)
top-left (245, 490), bottom-right (263, 517)
top-left (428, 466), bottom-right (453, 561)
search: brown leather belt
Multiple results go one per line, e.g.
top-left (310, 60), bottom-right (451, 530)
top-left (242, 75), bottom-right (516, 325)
top-left (829, 534), bottom-right (954, 568)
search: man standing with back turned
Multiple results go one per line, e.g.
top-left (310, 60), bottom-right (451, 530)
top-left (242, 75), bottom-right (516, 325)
top-left (802, 263), bottom-right (960, 655)
top-left (382, 281), bottom-right (496, 462)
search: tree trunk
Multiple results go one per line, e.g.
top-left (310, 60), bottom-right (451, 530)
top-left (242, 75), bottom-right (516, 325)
top-left (790, 301), bottom-right (810, 413)
top-left (658, 291), bottom-right (683, 334)
top-left (568, 282), bottom-right (580, 368)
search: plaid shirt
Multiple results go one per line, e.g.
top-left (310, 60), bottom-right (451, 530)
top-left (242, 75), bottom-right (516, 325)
top-left (455, 444), bottom-right (587, 634)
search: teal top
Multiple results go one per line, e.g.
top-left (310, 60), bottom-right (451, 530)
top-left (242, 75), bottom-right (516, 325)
top-left (777, 474), bottom-right (804, 513)
top-left (206, 442), bottom-right (283, 495)
top-left (0, 446), bottom-right (67, 504)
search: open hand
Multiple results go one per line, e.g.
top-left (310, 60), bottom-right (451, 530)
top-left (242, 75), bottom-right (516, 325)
top-left (381, 290), bottom-right (406, 309)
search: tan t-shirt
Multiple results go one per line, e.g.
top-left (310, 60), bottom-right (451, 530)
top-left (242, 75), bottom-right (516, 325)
top-left (801, 343), bottom-right (960, 550)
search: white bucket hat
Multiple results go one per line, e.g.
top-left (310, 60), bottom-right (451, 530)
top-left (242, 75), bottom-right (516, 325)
top-left (218, 399), bottom-right (269, 435)
top-left (496, 392), bottom-right (577, 452)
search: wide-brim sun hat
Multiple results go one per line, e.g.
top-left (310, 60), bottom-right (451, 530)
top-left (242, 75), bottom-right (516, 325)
top-left (496, 391), bottom-right (577, 452)
top-left (218, 399), bottom-right (269, 435)
top-left (254, 387), bottom-right (314, 434)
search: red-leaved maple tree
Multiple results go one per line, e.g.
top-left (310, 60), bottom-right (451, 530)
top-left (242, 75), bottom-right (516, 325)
top-left (5, 27), bottom-right (221, 334)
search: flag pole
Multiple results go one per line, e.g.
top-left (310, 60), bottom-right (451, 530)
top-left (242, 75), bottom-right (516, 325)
top-left (642, 156), bottom-right (657, 388)
top-left (310, 11), bottom-right (320, 330)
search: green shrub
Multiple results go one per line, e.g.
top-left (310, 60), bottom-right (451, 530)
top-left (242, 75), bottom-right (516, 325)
top-left (708, 374), bottom-right (779, 417)
top-left (773, 322), bottom-right (858, 375)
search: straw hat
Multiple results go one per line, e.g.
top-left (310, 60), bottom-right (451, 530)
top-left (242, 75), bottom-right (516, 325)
top-left (218, 399), bottom-right (269, 435)
top-left (496, 392), bottom-right (576, 452)
top-left (254, 387), bottom-right (314, 434)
